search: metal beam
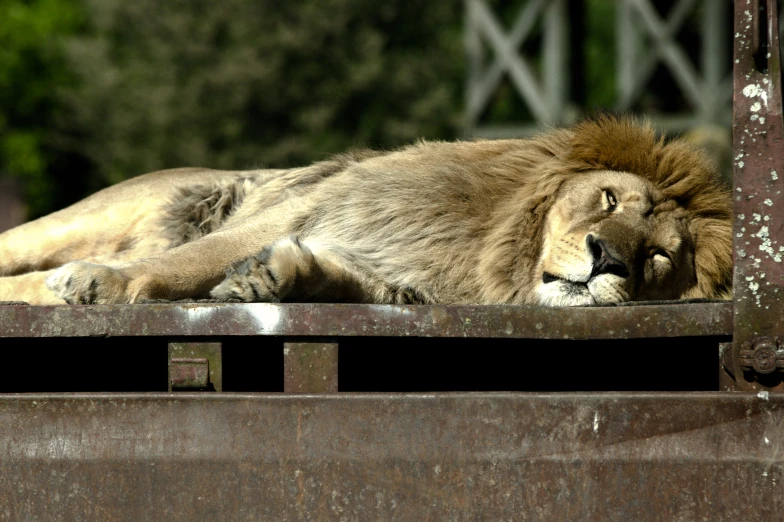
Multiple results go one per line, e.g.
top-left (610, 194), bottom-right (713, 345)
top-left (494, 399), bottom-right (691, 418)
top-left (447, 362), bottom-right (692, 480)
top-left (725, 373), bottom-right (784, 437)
top-left (0, 301), bottom-right (732, 339)
top-left (0, 393), bottom-right (781, 518)
top-left (731, 0), bottom-right (784, 391)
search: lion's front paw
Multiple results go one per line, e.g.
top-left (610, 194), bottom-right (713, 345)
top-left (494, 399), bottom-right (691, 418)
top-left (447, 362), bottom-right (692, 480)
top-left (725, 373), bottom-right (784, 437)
top-left (46, 261), bottom-right (130, 304)
top-left (210, 236), bottom-right (314, 303)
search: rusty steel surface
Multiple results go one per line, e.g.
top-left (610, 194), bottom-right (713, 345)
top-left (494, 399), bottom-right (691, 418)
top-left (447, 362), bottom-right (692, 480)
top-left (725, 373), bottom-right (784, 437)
top-left (169, 358), bottom-right (210, 389)
top-left (168, 342), bottom-right (222, 392)
top-left (732, 0), bottom-right (784, 391)
top-left (0, 392), bottom-right (781, 520)
top-left (0, 301), bottom-right (732, 339)
top-left (284, 342), bottom-right (339, 393)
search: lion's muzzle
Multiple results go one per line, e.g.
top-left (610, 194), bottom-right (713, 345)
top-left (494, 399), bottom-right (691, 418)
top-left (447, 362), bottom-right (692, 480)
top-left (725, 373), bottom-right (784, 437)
top-left (586, 234), bottom-right (629, 279)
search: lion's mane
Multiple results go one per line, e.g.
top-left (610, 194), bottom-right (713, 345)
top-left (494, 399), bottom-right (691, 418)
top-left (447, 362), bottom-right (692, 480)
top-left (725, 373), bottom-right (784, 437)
top-left (456, 115), bottom-right (732, 303)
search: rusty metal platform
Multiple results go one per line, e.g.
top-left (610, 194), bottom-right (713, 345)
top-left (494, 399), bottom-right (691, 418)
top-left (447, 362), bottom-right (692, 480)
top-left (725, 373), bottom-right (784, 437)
top-left (1, 392), bottom-right (782, 520)
top-left (0, 301), bottom-right (732, 339)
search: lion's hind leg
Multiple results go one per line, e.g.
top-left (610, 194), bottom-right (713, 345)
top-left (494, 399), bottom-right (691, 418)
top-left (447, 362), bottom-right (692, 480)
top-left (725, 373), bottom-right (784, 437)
top-left (0, 271), bottom-right (66, 305)
top-left (210, 236), bottom-right (415, 304)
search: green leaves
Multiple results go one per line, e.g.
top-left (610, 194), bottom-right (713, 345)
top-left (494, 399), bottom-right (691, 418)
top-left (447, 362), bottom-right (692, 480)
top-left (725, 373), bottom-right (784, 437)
top-left (0, 0), bottom-right (83, 217)
top-left (56, 0), bottom-right (464, 190)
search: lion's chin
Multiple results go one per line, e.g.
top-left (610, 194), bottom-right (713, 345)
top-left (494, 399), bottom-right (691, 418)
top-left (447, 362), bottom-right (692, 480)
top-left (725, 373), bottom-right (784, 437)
top-left (536, 279), bottom-right (597, 307)
top-left (536, 274), bottom-right (629, 307)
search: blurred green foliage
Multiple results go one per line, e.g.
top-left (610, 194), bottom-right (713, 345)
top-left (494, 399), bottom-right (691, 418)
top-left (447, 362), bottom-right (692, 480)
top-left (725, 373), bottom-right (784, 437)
top-left (0, 0), bottom-right (83, 216)
top-left (2, 0), bottom-right (468, 219)
top-left (59, 0), bottom-right (465, 191)
top-left (584, 0), bottom-right (616, 108)
top-left (0, 0), bottom-right (652, 220)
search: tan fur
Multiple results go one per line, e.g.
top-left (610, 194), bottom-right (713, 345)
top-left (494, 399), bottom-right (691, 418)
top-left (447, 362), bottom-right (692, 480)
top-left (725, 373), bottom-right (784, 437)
top-left (0, 116), bottom-right (732, 306)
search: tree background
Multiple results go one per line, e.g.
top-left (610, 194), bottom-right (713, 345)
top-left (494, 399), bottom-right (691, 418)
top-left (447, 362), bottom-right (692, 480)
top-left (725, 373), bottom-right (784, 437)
top-left (0, 0), bottom-right (722, 221)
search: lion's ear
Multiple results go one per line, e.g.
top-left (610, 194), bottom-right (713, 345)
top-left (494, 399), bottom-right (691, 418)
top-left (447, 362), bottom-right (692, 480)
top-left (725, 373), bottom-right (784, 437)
top-left (685, 217), bottom-right (733, 299)
top-left (567, 115), bottom-right (661, 177)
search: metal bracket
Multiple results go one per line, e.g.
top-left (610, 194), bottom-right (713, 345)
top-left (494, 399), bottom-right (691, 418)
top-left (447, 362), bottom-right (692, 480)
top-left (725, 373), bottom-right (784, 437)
top-left (168, 342), bottom-right (222, 391)
top-left (739, 337), bottom-right (784, 375)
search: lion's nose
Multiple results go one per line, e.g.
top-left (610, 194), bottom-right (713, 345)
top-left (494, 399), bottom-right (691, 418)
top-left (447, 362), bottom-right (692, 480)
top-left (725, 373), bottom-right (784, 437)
top-left (586, 234), bottom-right (630, 279)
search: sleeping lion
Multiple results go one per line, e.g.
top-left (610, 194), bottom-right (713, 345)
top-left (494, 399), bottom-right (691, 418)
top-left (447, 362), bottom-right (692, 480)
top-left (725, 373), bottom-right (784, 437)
top-left (0, 116), bottom-right (732, 306)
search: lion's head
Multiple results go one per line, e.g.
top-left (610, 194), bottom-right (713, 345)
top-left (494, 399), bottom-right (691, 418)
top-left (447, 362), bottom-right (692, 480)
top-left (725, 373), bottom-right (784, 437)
top-left (498, 115), bottom-right (733, 306)
top-left (536, 169), bottom-right (705, 305)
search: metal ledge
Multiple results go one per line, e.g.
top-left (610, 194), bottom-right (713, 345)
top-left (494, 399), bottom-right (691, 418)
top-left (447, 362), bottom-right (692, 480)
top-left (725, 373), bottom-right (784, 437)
top-left (0, 392), bottom-right (781, 519)
top-left (0, 301), bottom-right (732, 339)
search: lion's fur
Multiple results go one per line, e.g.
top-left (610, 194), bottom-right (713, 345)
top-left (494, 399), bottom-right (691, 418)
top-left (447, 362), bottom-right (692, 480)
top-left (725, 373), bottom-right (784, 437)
top-left (0, 115), bottom-right (732, 306)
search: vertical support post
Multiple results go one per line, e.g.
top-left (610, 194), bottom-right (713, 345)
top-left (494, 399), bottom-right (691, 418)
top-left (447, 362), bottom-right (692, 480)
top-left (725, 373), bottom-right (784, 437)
top-left (731, 0), bottom-right (784, 391)
top-left (283, 342), bottom-right (338, 393)
top-left (616, 0), bottom-right (638, 110)
top-left (168, 342), bottom-right (222, 392)
top-left (544, 0), bottom-right (567, 124)
top-left (465, 0), bottom-right (484, 130)
top-left (701, 0), bottom-right (726, 122)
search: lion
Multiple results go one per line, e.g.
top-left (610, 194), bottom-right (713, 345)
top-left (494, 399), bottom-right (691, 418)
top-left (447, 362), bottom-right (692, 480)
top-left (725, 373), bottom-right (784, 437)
top-left (0, 115), bottom-right (732, 306)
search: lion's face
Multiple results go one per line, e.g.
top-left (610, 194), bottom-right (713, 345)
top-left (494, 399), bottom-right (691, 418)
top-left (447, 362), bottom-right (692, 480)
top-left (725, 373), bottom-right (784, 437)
top-left (535, 170), bottom-right (697, 306)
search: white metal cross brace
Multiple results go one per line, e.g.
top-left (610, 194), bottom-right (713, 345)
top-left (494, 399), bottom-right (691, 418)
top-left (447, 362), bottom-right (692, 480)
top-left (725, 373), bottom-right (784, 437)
top-left (618, 0), bottom-right (731, 122)
top-left (465, 0), bottom-right (566, 127)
